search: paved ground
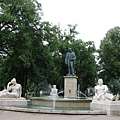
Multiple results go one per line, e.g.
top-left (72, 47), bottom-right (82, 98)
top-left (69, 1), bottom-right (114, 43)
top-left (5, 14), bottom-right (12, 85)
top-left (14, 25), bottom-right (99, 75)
top-left (0, 110), bottom-right (119, 120)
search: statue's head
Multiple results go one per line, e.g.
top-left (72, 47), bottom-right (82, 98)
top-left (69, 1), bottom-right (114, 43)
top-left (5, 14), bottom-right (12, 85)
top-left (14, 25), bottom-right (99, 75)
top-left (98, 78), bottom-right (103, 85)
top-left (53, 85), bottom-right (56, 88)
top-left (11, 78), bottom-right (16, 85)
top-left (68, 48), bottom-right (72, 52)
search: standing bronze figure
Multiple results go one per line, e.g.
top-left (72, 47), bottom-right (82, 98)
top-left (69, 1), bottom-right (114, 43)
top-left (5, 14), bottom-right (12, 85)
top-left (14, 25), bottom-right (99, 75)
top-left (65, 48), bottom-right (76, 76)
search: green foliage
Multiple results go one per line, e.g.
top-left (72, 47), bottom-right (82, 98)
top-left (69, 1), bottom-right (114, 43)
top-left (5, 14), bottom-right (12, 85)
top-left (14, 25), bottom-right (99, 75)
top-left (73, 40), bottom-right (97, 90)
top-left (112, 79), bottom-right (120, 94)
top-left (0, 0), bottom-right (97, 95)
top-left (98, 26), bottom-right (120, 93)
top-left (0, 0), bottom-right (42, 95)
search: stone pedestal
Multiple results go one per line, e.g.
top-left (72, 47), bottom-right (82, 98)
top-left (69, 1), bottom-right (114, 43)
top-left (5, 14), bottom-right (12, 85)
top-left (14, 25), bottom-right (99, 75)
top-left (0, 98), bottom-right (29, 107)
top-left (64, 76), bottom-right (78, 98)
top-left (90, 101), bottom-right (120, 116)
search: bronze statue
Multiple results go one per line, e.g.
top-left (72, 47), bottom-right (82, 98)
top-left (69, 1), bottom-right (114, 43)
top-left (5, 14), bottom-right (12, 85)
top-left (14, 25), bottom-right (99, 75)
top-left (65, 48), bottom-right (76, 76)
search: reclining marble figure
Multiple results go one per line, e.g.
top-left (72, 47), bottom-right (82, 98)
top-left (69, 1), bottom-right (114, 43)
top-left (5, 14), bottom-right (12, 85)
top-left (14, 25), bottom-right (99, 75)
top-left (93, 79), bottom-right (119, 101)
top-left (0, 78), bottom-right (22, 98)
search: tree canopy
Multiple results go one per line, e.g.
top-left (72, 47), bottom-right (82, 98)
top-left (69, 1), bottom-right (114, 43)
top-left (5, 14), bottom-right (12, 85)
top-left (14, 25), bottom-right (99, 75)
top-left (0, 0), bottom-right (97, 96)
top-left (97, 26), bottom-right (120, 94)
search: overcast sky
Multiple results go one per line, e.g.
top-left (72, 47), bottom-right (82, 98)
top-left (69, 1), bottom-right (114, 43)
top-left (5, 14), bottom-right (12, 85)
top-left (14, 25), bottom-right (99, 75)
top-left (38, 0), bottom-right (120, 49)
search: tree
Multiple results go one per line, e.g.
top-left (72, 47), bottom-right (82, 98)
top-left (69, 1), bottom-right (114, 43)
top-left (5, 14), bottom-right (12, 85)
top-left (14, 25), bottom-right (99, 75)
top-left (98, 26), bottom-right (120, 94)
top-left (52, 24), bottom-right (97, 91)
top-left (73, 40), bottom-right (97, 91)
top-left (0, 0), bottom-right (97, 96)
top-left (0, 0), bottom-right (42, 95)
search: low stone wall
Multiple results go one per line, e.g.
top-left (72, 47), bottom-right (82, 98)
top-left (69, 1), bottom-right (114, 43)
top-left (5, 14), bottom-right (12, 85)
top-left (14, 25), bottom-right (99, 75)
top-left (31, 97), bottom-right (92, 109)
top-left (90, 101), bottom-right (120, 116)
top-left (0, 98), bottom-right (29, 107)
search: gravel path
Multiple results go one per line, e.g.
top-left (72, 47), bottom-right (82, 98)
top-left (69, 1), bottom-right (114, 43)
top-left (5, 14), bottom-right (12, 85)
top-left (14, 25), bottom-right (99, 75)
top-left (0, 110), bottom-right (120, 120)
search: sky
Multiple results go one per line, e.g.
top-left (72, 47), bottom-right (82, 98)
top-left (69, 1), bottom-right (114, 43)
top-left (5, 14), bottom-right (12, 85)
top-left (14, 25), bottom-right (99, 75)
top-left (37, 0), bottom-right (120, 49)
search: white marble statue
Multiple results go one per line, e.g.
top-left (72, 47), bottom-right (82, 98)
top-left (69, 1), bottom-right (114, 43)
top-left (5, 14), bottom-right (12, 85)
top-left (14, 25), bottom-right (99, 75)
top-left (93, 79), bottom-right (118, 101)
top-left (50, 85), bottom-right (58, 97)
top-left (0, 78), bottom-right (22, 98)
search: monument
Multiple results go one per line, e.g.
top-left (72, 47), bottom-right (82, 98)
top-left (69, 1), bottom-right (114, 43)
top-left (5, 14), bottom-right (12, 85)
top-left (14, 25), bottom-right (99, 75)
top-left (64, 48), bottom-right (78, 98)
top-left (90, 78), bottom-right (120, 116)
top-left (0, 78), bottom-right (28, 107)
top-left (49, 85), bottom-right (58, 109)
top-left (65, 48), bottom-right (76, 76)
top-left (50, 85), bottom-right (58, 97)
top-left (93, 79), bottom-right (117, 101)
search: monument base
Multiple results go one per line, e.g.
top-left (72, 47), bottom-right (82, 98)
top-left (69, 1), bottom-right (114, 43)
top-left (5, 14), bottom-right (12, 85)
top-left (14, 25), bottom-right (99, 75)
top-left (0, 98), bottom-right (29, 107)
top-left (90, 101), bottom-right (120, 116)
top-left (64, 76), bottom-right (78, 98)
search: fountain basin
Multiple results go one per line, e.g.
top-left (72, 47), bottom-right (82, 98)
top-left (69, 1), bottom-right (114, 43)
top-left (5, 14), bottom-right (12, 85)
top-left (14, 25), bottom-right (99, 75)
top-left (30, 97), bottom-right (92, 110)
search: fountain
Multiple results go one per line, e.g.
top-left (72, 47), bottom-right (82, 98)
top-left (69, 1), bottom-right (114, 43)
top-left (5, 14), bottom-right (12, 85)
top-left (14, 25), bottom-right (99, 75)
top-left (0, 49), bottom-right (113, 116)
top-left (28, 79), bottom-right (120, 116)
top-left (29, 49), bottom-right (92, 111)
top-left (0, 78), bottom-right (119, 116)
top-left (30, 82), bottom-right (92, 110)
top-left (0, 81), bottom-right (106, 116)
